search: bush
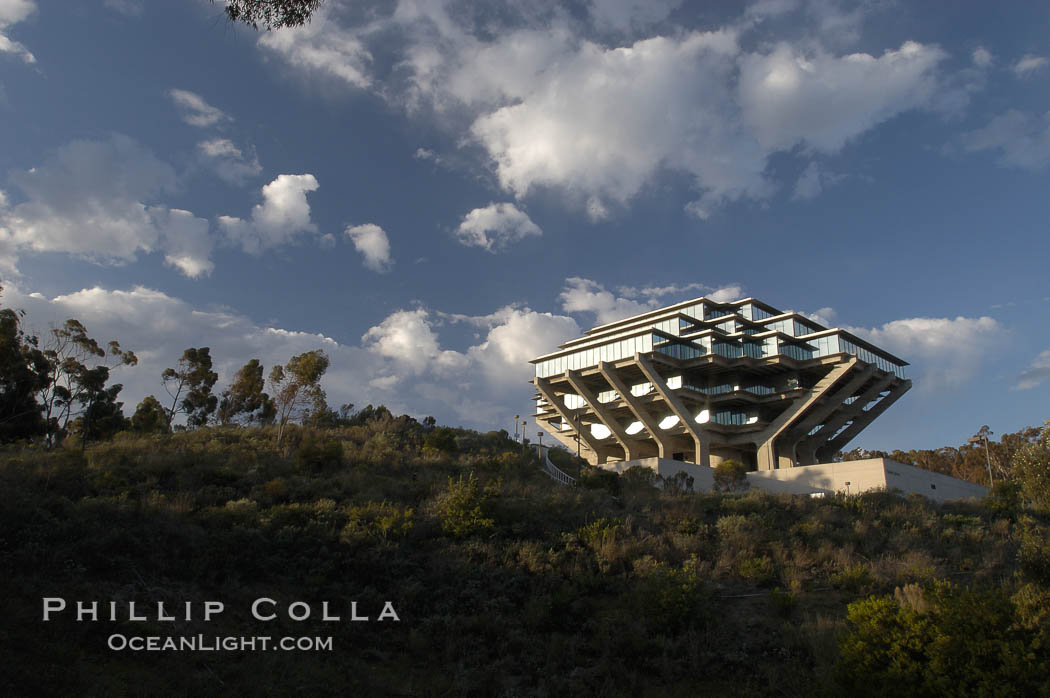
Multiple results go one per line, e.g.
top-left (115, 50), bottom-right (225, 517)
top-left (713, 459), bottom-right (749, 492)
top-left (836, 582), bottom-right (1050, 696)
top-left (437, 472), bottom-right (494, 537)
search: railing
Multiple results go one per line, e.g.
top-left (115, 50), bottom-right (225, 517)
top-left (539, 446), bottom-right (577, 486)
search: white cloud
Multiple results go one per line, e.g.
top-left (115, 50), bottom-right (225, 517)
top-left (361, 308), bottom-right (468, 376)
top-left (345, 223), bottom-right (393, 272)
top-left (168, 89), bottom-right (230, 128)
top-left (197, 138), bottom-right (262, 185)
top-left (850, 315), bottom-right (1002, 392)
top-left (971, 46), bottom-right (993, 68)
top-left (218, 174), bottom-right (321, 253)
top-left (257, 10), bottom-right (373, 89)
top-left (0, 134), bottom-right (214, 278)
top-left (467, 306), bottom-right (581, 387)
top-left (257, 4), bottom-right (961, 218)
top-left (617, 281), bottom-right (743, 303)
top-left (0, 0), bottom-right (35, 63)
top-left (1012, 54), bottom-right (1048, 77)
top-left (738, 41), bottom-right (946, 154)
top-left (792, 161), bottom-right (846, 200)
top-left (559, 277), bottom-right (654, 325)
top-left (1013, 349), bottom-right (1050, 391)
top-left (150, 207), bottom-right (214, 278)
top-left (961, 110), bottom-right (1050, 170)
top-left (103, 0), bottom-right (142, 16)
top-left (455, 203), bottom-right (541, 252)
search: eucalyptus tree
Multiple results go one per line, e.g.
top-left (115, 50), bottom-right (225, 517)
top-left (162, 347), bottom-right (219, 429)
top-left (268, 349), bottom-right (329, 443)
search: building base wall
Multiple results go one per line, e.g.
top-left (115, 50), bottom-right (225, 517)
top-left (601, 457), bottom-right (988, 503)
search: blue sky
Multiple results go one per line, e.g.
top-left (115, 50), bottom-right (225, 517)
top-left (0, 0), bottom-right (1047, 450)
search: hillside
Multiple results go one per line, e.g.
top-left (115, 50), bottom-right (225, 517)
top-left (2, 421), bottom-right (1048, 696)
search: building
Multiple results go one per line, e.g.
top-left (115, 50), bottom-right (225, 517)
top-left (530, 296), bottom-right (912, 472)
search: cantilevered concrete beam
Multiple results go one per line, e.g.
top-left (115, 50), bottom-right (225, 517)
top-left (751, 358), bottom-right (858, 470)
top-left (534, 377), bottom-right (606, 464)
top-left (636, 354), bottom-right (709, 467)
top-left (787, 366), bottom-right (876, 443)
top-left (566, 370), bottom-right (643, 461)
top-left (796, 373), bottom-right (894, 465)
top-left (598, 361), bottom-right (672, 459)
top-left (816, 379), bottom-right (911, 461)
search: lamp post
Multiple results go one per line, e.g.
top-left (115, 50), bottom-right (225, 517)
top-left (537, 431), bottom-right (543, 460)
top-left (968, 428), bottom-right (995, 486)
top-left (574, 412), bottom-right (581, 460)
top-left (513, 414), bottom-right (520, 443)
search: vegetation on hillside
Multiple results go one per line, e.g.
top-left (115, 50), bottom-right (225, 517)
top-left (2, 290), bottom-right (1049, 694)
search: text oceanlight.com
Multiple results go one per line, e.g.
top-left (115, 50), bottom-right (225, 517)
top-left (107, 634), bottom-right (333, 652)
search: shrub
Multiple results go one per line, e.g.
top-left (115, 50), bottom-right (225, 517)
top-left (713, 459), bottom-right (749, 492)
top-left (437, 472), bottom-right (494, 537)
top-left (836, 582), bottom-right (1050, 696)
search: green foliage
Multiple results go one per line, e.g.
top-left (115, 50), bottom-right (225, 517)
top-left (422, 426), bottom-right (457, 456)
top-left (341, 501), bottom-right (415, 542)
top-left (437, 472), bottom-right (494, 537)
top-left (713, 458), bottom-right (750, 492)
top-left (837, 582), bottom-right (1050, 697)
top-left (295, 434), bottom-right (343, 473)
top-left (578, 465), bottom-right (621, 496)
top-left (217, 0), bottom-right (324, 30)
top-left (162, 347), bottom-right (218, 428)
top-left (217, 358), bottom-right (273, 425)
top-left (0, 305), bottom-right (48, 442)
top-left (130, 395), bottom-right (169, 434)
top-left (1013, 421), bottom-right (1050, 510)
top-left (268, 350), bottom-right (330, 443)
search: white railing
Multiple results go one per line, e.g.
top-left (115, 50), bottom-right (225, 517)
top-left (539, 445), bottom-right (577, 486)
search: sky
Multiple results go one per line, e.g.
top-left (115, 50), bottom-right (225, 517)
top-left (0, 0), bottom-right (1047, 451)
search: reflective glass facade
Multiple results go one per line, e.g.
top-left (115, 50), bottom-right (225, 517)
top-left (533, 296), bottom-right (907, 380)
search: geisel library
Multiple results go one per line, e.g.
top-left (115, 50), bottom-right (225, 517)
top-left (531, 296), bottom-right (986, 502)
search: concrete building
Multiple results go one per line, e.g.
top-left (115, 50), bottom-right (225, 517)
top-left (531, 296), bottom-right (912, 471)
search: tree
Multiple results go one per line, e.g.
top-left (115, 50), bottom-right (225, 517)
top-left (713, 459), bottom-right (750, 492)
top-left (162, 347), bottom-right (219, 429)
top-left (215, 0), bottom-right (324, 30)
top-left (69, 380), bottom-right (129, 444)
top-left (0, 305), bottom-right (49, 442)
top-left (268, 350), bottom-right (329, 443)
top-left (38, 319), bottom-right (136, 447)
top-left (217, 359), bottom-right (274, 425)
top-left (131, 395), bottom-right (170, 435)
top-left (1014, 420), bottom-right (1050, 510)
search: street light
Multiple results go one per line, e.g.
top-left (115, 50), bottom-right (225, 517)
top-left (968, 428), bottom-right (995, 486)
top-left (513, 414), bottom-right (519, 443)
top-left (537, 431), bottom-right (544, 460)
top-left (573, 412), bottom-right (581, 460)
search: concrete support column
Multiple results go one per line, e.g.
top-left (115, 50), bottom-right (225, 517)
top-left (598, 361), bottom-right (672, 459)
top-left (636, 354), bottom-right (710, 467)
top-left (534, 377), bottom-right (606, 465)
top-left (566, 370), bottom-right (642, 461)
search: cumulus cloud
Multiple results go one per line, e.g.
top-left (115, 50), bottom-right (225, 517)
top-left (1012, 54), bottom-right (1048, 77)
top-left (257, 11), bottom-right (372, 89)
top-left (256, 2), bottom-right (963, 218)
top-left (559, 277), bottom-right (654, 326)
top-left (218, 174), bottom-right (321, 253)
top-left (1013, 349), bottom-right (1050, 391)
top-left (971, 46), bottom-right (993, 68)
top-left (850, 315), bottom-right (1002, 391)
top-left (0, 134), bottom-right (214, 278)
top-left (345, 223), bottom-right (393, 272)
top-left (466, 306), bottom-right (580, 387)
top-left (961, 110), bottom-right (1050, 170)
top-left (361, 309), bottom-right (468, 378)
top-left (168, 89), bottom-right (230, 128)
top-left (0, 0), bottom-right (35, 63)
top-left (197, 138), bottom-right (262, 185)
top-left (455, 203), bottom-right (541, 251)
